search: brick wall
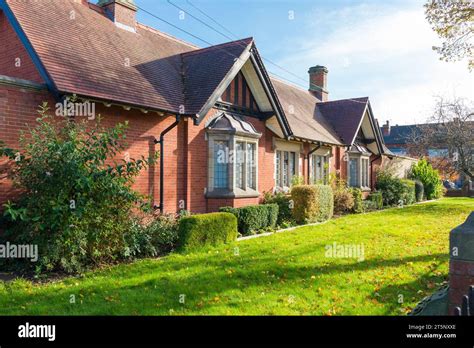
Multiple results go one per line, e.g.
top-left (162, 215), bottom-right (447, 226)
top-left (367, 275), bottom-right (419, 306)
top-left (0, 84), bottom-right (54, 207)
top-left (0, 12), bottom-right (43, 83)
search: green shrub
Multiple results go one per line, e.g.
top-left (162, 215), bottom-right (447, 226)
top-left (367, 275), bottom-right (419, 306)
top-left (362, 200), bottom-right (378, 212)
top-left (291, 175), bottom-right (305, 186)
top-left (414, 180), bottom-right (424, 202)
top-left (177, 212), bottom-right (237, 252)
top-left (0, 103), bottom-right (156, 274)
top-left (350, 188), bottom-right (364, 213)
top-left (263, 192), bottom-right (294, 225)
top-left (376, 170), bottom-right (417, 207)
top-left (401, 179), bottom-right (416, 205)
top-left (219, 204), bottom-right (279, 235)
top-left (376, 170), bottom-right (404, 206)
top-left (123, 214), bottom-right (179, 259)
top-left (367, 191), bottom-right (383, 210)
top-left (332, 179), bottom-right (354, 214)
top-left (291, 185), bottom-right (333, 224)
top-left (409, 159), bottom-right (443, 200)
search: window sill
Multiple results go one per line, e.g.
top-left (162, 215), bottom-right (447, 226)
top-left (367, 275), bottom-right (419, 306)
top-left (206, 188), bottom-right (260, 199)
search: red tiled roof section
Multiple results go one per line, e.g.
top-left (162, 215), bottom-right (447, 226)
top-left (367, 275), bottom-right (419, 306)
top-left (317, 97), bottom-right (369, 145)
top-left (7, 0), bottom-right (195, 112)
top-left (182, 38), bottom-right (253, 115)
top-left (271, 77), bottom-right (342, 145)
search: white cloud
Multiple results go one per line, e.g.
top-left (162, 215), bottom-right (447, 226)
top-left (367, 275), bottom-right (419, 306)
top-left (278, 2), bottom-right (473, 125)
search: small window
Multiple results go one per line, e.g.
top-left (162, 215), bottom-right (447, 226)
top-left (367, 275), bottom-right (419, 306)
top-left (235, 142), bottom-right (245, 189)
top-left (361, 158), bottom-right (369, 187)
top-left (311, 155), bottom-right (329, 184)
top-left (349, 158), bottom-right (359, 187)
top-left (276, 150), bottom-right (297, 188)
top-left (214, 141), bottom-right (229, 188)
top-left (246, 143), bottom-right (256, 190)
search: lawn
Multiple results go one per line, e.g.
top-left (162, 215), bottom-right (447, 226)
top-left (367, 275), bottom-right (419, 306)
top-left (0, 197), bottom-right (472, 315)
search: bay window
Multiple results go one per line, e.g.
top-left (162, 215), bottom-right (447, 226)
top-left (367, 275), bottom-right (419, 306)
top-left (347, 155), bottom-right (370, 190)
top-left (206, 112), bottom-right (261, 198)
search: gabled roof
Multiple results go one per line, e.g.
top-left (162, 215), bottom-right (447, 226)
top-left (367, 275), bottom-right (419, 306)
top-left (182, 38), bottom-right (253, 116)
top-left (3, 0), bottom-right (197, 112)
top-left (3, 0), bottom-right (291, 137)
top-left (271, 78), bottom-right (342, 145)
top-left (2, 0), bottom-right (385, 148)
top-left (317, 97), bottom-right (369, 145)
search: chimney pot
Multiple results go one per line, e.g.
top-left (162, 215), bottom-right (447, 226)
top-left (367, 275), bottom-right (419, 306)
top-left (308, 65), bottom-right (328, 102)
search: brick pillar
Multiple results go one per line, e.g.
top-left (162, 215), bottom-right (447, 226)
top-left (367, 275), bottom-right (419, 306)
top-left (448, 212), bottom-right (474, 314)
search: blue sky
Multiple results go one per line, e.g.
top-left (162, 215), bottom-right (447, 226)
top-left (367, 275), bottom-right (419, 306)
top-left (134, 0), bottom-right (473, 125)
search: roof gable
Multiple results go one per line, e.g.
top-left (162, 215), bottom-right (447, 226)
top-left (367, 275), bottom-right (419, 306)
top-left (317, 97), bottom-right (369, 145)
top-left (271, 78), bottom-right (342, 145)
top-left (183, 37), bottom-right (253, 117)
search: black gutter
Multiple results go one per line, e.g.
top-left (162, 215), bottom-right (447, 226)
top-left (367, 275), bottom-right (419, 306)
top-left (307, 143), bottom-right (321, 184)
top-left (154, 115), bottom-right (181, 213)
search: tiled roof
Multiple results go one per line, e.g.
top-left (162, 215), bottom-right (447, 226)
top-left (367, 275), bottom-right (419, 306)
top-left (382, 124), bottom-right (421, 145)
top-left (183, 38), bottom-right (253, 115)
top-left (6, 0), bottom-right (253, 115)
top-left (317, 97), bottom-right (369, 145)
top-left (271, 78), bottom-right (342, 145)
top-left (5, 0), bottom-right (375, 147)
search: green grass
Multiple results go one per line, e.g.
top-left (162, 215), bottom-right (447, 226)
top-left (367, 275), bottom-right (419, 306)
top-left (1, 197), bottom-right (472, 315)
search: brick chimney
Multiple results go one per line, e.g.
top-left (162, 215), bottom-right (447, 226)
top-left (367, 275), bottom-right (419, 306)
top-left (382, 120), bottom-right (391, 136)
top-left (308, 65), bottom-right (328, 102)
top-left (98, 0), bottom-right (137, 32)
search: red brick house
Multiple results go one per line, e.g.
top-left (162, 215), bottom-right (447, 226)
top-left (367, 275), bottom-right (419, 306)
top-left (0, 0), bottom-right (393, 214)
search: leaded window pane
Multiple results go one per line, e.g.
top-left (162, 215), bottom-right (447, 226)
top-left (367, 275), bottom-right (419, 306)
top-left (214, 141), bottom-right (228, 188)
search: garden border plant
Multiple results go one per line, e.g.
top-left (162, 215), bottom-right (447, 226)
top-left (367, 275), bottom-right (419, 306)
top-left (0, 102), bottom-right (158, 275)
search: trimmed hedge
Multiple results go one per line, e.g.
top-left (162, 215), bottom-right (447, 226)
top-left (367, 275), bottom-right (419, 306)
top-left (220, 204), bottom-right (279, 235)
top-left (414, 180), bottom-right (424, 202)
top-left (263, 192), bottom-right (293, 225)
top-left (177, 212), bottom-right (238, 252)
top-left (401, 179), bottom-right (416, 205)
top-left (367, 191), bottom-right (383, 210)
top-left (291, 185), bottom-right (333, 224)
top-left (350, 188), bottom-right (364, 213)
top-left (376, 170), bottom-right (417, 206)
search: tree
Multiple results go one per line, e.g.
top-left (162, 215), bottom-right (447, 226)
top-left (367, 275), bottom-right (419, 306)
top-left (425, 0), bottom-right (474, 70)
top-left (411, 96), bottom-right (473, 185)
top-left (0, 103), bottom-right (157, 273)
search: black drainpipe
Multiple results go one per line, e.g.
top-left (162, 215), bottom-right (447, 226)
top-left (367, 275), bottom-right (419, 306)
top-left (154, 115), bottom-right (180, 213)
top-left (307, 142), bottom-right (322, 184)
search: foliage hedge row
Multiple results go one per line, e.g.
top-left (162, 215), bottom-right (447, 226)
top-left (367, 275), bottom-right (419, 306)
top-left (409, 159), bottom-right (443, 200)
top-left (414, 180), bottom-right (424, 202)
top-left (291, 185), bottom-right (333, 224)
top-left (177, 212), bottom-right (238, 252)
top-left (332, 179), bottom-right (354, 214)
top-left (219, 204), bottom-right (279, 235)
top-left (367, 191), bottom-right (383, 210)
top-left (350, 188), bottom-right (364, 213)
top-left (401, 179), bottom-right (416, 205)
top-left (375, 170), bottom-right (417, 206)
top-left (262, 192), bottom-right (293, 225)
